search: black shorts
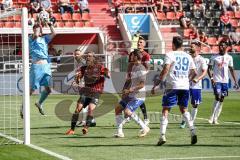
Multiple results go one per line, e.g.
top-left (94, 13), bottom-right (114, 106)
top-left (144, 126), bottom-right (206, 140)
top-left (77, 95), bottom-right (99, 108)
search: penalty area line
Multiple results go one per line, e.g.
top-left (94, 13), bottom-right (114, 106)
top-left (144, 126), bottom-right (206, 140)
top-left (143, 155), bottom-right (240, 160)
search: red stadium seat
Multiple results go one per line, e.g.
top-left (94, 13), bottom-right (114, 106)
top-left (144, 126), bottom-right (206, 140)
top-left (207, 37), bottom-right (217, 46)
top-left (65, 22), bottom-right (74, 27)
top-left (166, 11), bottom-right (176, 20)
top-left (233, 45), bottom-right (240, 52)
top-left (52, 4), bottom-right (59, 12)
top-left (176, 11), bottom-right (183, 19)
top-left (82, 12), bottom-right (90, 21)
top-left (56, 22), bottom-right (64, 27)
top-left (18, 0), bottom-right (28, 4)
top-left (229, 19), bottom-right (238, 27)
top-left (0, 22), bottom-right (4, 28)
top-left (75, 22), bottom-right (84, 27)
top-left (131, 0), bottom-right (140, 3)
top-left (157, 12), bottom-right (166, 21)
top-left (13, 15), bottom-right (21, 21)
top-left (123, 0), bottom-right (131, 4)
top-left (72, 13), bottom-right (81, 21)
top-left (183, 28), bottom-right (192, 38)
top-left (4, 22), bottom-right (15, 28)
top-left (85, 21), bottom-right (94, 27)
top-left (62, 13), bottom-right (72, 21)
top-left (15, 22), bottom-right (21, 28)
top-left (140, 0), bottom-right (147, 4)
top-left (51, 0), bottom-right (57, 4)
top-left (53, 13), bottom-right (61, 21)
top-left (235, 11), bottom-right (240, 19)
top-left (226, 11), bottom-right (235, 18)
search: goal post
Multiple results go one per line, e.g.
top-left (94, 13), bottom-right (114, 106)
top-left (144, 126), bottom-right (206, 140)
top-left (22, 7), bottom-right (30, 145)
top-left (0, 7), bottom-right (30, 145)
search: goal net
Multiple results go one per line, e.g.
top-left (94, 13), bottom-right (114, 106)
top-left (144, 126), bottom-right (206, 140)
top-left (0, 8), bottom-right (30, 145)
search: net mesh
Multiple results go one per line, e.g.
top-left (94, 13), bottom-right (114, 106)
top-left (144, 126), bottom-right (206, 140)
top-left (0, 10), bottom-right (23, 145)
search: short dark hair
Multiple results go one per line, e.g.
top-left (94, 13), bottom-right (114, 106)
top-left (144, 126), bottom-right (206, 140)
top-left (33, 23), bottom-right (41, 29)
top-left (75, 49), bottom-right (81, 52)
top-left (138, 36), bottom-right (145, 41)
top-left (172, 36), bottom-right (183, 49)
top-left (133, 49), bottom-right (142, 61)
top-left (219, 40), bottom-right (229, 47)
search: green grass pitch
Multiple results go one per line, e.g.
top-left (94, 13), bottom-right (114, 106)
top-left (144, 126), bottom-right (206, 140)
top-left (0, 92), bottom-right (240, 160)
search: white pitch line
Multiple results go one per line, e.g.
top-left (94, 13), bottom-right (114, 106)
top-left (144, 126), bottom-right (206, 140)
top-left (144, 155), bottom-right (240, 160)
top-left (0, 133), bottom-right (72, 160)
top-left (28, 144), bottom-right (72, 160)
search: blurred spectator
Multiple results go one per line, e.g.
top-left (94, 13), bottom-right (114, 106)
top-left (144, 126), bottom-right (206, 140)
top-left (113, 0), bottom-right (122, 17)
top-left (193, 0), bottom-right (205, 16)
top-left (220, 0), bottom-right (234, 11)
top-left (169, 0), bottom-right (182, 13)
top-left (189, 27), bottom-right (199, 41)
top-left (29, 0), bottom-right (41, 17)
top-left (0, 0), bottom-right (13, 11)
top-left (232, 0), bottom-right (240, 11)
top-left (59, 0), bottom-right (74, 15)
top-left (40, 0), bottom-right (52, 12)
top-left (131, 31), bottom-right (140, 50)
top-left (219, 11), bottom-right (232, 34)
top-left (12, 45), bottom-right (22, 56)
top-left (179, 12), bottom-right (193, 29)
top-left (198, 30), bottom-right (208, 44)
top-left (228, 30), bottom-right (240, 45)
top-left (77, 0), bottom-right (89, 16)
top-left (48, 45), bottom-right (57, 56)
top-left (153, 0), bottom-right (162, 14)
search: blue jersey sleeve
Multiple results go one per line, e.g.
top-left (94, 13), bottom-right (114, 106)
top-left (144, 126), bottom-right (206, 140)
top-left (44, 35), bottom-right (52, 44)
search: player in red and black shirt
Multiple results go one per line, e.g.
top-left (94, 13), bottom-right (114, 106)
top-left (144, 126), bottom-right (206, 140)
top-left (66, 51), bottom-right (109, 135)
top-left (123, 37), bottom-right (151, 125)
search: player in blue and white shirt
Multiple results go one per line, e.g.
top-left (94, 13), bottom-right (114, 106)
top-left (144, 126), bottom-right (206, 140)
top-left (180, 41), bottom-right (207, 128)
top-left (25, 23), bottom-right (55, 116)
top-left (208, 40), bottom-right (239, 125)
top-left (114, 50), bottom-right (150, 138)
top-left (152, 36), bottom-right (198, 145)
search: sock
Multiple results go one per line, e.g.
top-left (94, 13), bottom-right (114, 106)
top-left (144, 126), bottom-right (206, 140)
top-left (71, 113), bottom-right (79, 130)
top-left (140, 103), bottom-right (148, 120)
top-left (131, 112), bottom-right (147, 130)
top-left (86, 115), bottom-right (93, 127)
top-left (160, 115), bottom-right (168, 136)
top-left (183, 112), bottom-right (194, 131)
top-left (38, 90), bottom-right (49, 105)
top-left (81, 107), bottom-right (88, 122)
top-left (191, 107), bottom-right (198, 122)
top-left (115, 115), bottom-right (123, 133)
top-left (210, 100), bottom-right (219, 120)
top-left (214, 102), bottom-right (223, 121)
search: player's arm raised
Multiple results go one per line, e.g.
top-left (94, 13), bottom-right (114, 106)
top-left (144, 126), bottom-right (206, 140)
top-left (48, 21), bottom-right (56, 40)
